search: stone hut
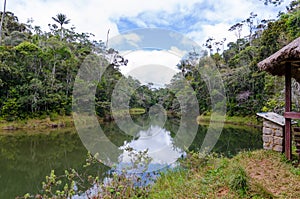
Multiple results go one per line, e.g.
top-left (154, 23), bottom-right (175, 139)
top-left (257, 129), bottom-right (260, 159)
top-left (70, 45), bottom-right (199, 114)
top-left (257, 112), bottom-right (297, 153)
top-left (258, 37), bottom-right (300, 160)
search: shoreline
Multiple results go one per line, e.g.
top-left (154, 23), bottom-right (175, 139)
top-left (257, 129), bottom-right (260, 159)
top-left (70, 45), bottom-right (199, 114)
top-left (197, 115), bottom-right (262, 128)
top-left (0, 115), bottom-right (75, 131)
top-left (0, 114), bottom-right (262, 132)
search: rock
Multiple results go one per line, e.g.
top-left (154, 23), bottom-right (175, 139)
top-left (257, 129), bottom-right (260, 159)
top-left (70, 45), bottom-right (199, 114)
top-left (263, 127), bottom-right (273, 135)
top-left (263, 135), bottom-right (272, 143)
top-left (2, 126), bottom-right (17, 130)
top-left (274, 129), bottom-right (283, 137)
top-left (263, 143), bottom-right (273, 150)
top-left (263, 120), bottom-right (273, 128)
top-left (273, 137), bottom-right (283, 145)
top-left (273, 145), bottom-right (283, 152)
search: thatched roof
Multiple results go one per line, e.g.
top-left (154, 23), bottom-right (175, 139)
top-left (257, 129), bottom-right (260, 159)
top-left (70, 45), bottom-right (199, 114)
top-left (258, 37), bottom-right (300, 82)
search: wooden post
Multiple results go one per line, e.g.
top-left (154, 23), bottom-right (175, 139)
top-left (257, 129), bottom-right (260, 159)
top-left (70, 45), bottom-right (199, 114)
top-left (285, 62), bottom-right (292, 160)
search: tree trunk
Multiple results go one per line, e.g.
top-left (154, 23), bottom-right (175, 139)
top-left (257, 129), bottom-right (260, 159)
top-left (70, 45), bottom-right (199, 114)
top-left (0, 0), bottom-right (7, 45)
top-left (51, 62), bottom-right (56, 87)
top-left (60, 25), bottom-right (63, 41)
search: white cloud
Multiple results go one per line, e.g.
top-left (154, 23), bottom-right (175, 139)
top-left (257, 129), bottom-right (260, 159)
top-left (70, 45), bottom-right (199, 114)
top-left (120, 50), bottom-right (181, 86)
top-left (6, 0), bottom-right (202, 40)
top-left (169, 46), bottom-right (187, 57)
top-left (187, 23), bottom-right (239, 51)
top-left (109, 33), bottom-right (142, 49)
top-left (6, 0), bottom-right (288, 43)
top-left (201, 0), bottom-right (254, 23)
top-left (3, 0), bottom-right (291, 74)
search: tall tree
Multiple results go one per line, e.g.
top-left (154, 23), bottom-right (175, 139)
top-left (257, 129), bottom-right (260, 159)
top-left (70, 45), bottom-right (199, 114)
top-left (260, 0), bottom-right (283, 6)
top-left (52, 13), bottom-right (70, 40)
top-left (0, 0), bottom-right (7, 45)
top-left (229, 23), bottom-right (243, 51)
top-left (243, 12), bottom-right (257, 46)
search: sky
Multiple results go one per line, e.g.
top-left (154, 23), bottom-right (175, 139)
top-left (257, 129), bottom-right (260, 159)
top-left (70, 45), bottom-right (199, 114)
top-left (3, 0), bottom-right (291, 86)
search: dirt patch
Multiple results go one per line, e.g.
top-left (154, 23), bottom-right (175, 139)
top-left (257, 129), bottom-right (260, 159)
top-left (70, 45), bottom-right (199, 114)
top-left (217, 187), bottom-right (230, 197)
top-left (242, 152), bottom-right (300, 198)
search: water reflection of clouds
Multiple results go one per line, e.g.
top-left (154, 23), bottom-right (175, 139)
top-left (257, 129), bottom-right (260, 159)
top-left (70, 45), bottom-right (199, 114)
top-left (119, 125), bottom-right (183, 169)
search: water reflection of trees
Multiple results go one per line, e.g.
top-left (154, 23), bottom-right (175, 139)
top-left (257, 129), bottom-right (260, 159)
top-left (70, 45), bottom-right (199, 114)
top-left (0, 129), bottom-right (108, 199)
top-left (189, 125), bottom-right (262, 157)
top-left (163, 118), bottom-right (262, 157)
top-left (0, 118), bottom-right (262, 198)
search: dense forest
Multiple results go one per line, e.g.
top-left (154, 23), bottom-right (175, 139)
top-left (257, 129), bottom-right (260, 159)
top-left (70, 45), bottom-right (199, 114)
top-left (0, 0), bottom-right (300, 121)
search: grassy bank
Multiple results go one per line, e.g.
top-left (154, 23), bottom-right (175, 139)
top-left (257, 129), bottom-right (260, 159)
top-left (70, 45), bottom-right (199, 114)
top-left (1, 113), bottom-right (260, 131)
top-left (0, 115), bottom-right (74, 131)
top-left (197, 114), bottom-right (261, 127)
top-left (149, 150), bottom-right (300, 198)
top-left (0, 108), bottom-right (147, 131)
top-left (129, 108), bottom-right (146, 115)
top-left (23, 150), bottom-right (300, 198)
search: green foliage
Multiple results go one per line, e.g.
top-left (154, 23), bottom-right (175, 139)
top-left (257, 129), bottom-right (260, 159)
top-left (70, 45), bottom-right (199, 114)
top-left (49, 112), bottom-right (59, 121)
top-left (261, 96), bottom-right (285, 113)
top-left (1, 98), bottom-right (20, 121)
top-left (284, 1), bottom-right (300, 40)
top-left (0, 12), bottom-right (133, 121)
top-left (180, 150), bottom-right (217, 170)
top-left (290, 166), bottom-right (300, 175)
top-left (2, 2), bottom-right (300, 121)
top-left (14, 41), bottom-right (39, 54)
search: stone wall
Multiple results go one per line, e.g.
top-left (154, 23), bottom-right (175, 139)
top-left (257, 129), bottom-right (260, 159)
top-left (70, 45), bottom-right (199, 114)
top-left (262, 120), bottom-right (284, 152)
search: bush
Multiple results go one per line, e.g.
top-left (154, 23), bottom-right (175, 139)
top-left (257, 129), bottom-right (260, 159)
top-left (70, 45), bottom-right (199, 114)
top-left (1, 98), bottom-right (20, 121)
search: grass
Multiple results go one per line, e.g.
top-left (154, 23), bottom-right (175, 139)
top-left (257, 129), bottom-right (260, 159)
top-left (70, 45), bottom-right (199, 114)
top-left (2, 109), bottom-right (260, 132)
top-left (197, 114), bottom-right (261, 127)
top-left (19, 149), bottom-right (300, 198)
top-left (149, 150), bottom-right (300, 199)
top-left (0, 108), bottom-right (147, 132)
top-left (0, 115), bottom-right (74, 131)
top-left (129, 108), bottom-right (146, 115)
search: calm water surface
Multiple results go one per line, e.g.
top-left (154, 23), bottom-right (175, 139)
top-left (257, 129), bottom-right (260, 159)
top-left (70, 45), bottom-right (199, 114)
top-left (0, 118), bottom-right (262, 198)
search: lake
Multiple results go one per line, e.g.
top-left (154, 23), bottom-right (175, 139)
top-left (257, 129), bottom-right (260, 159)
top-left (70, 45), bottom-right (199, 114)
top-left (0, 117), bottom-right (262, 198)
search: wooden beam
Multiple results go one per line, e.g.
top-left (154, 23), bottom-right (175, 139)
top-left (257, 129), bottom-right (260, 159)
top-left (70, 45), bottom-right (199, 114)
top-left (285, 62), bottom-right (292, 160)
top-left (284, 112), bottom-right (300, 119)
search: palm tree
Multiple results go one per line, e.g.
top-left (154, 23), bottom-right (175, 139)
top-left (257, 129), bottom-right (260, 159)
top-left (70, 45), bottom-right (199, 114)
top-left (52, 13), bottom-right (70, 40)
top-left (0, 0), bottom-right (7, 45)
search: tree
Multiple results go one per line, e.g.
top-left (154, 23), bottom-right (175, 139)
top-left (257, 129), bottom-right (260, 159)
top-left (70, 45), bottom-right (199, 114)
top-left (286, 0), bottom-right (300, 12)
top-left (229, 23), bottom-right (243, 40)
top-left (229, 23), bottom-right (243, 51)
top-left (242, 12), bottom-right (257, 46)
top-left (0, 0), bottom-right (7, 45)
top-left (260, 0), bottom-right (283, 6)
top-left (214, 38), bottom-right (226, 54)
top-left (52, 13), bottom-right (70, 40)
top-left (204, 37), bottom-right (214, 55)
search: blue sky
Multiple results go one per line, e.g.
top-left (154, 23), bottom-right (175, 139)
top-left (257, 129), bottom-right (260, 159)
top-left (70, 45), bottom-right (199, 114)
top-left (3, 0), bottom-right (291, 86)
top-left (4, 0), bottom-right (290, 46)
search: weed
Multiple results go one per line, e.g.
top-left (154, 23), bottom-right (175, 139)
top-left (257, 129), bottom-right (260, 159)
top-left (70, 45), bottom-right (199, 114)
top-left (228, 165), bottom-right (249, 195)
